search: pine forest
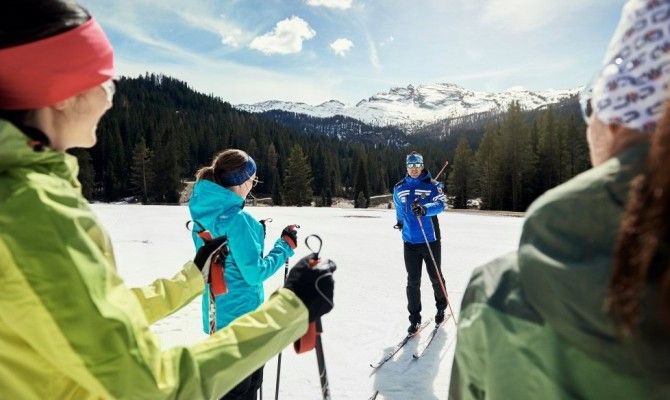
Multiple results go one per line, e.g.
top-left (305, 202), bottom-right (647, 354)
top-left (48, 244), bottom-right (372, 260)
top-left (71, 74), bottom-right (591, 212)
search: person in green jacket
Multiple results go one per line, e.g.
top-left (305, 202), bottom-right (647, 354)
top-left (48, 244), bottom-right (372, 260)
top-left (449, 1), bottom-right (670, 399)
top-left (0, 1), bottom-right (334, 399)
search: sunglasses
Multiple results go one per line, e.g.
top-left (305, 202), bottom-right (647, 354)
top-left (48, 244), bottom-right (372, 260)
top-left (579, 83), bottom-right (593, 124)
top-left (101, 79), bottom-right (116, 103)
top-left (251, 177), bottom-right (262, 187)
top-left (407, 163), bottom-right (424, 169)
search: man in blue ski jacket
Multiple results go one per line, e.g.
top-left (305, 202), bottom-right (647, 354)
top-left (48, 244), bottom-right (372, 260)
top-left (393, 152), bottom-right (448, 333)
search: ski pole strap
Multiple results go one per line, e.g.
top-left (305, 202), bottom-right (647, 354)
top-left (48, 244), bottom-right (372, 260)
top-left (294, 321), bottom-right (318, 353)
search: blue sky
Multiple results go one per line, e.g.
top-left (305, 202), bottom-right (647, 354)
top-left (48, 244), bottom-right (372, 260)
top-left (80, 0), bottom-right (627, 105)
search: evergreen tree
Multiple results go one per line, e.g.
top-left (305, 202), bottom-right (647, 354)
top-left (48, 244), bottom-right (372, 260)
top-left (150, 130), bottom-right (181, 203)
top-left (537, 107), bottom-right (561, 193)
top-left (474, 123), bottom-right (502, 210)
top-left (353, 158), bottom-right (370, 208)
top-left (448, 136), bottom-right (475, 209)
top-left (281, 145), bottom-right (313, 206)
top-left (130, 137), bottom-right (155, 203)
top-left (69, 149), bottom-right (96, 200)
top-left (562, 115), bottom-right (590, 178)
top-left (499, 101), bottom-right (534, 211)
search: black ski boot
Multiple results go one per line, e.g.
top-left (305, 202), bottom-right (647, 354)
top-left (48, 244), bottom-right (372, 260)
top-left (435, 310), bottom-right (445, 324)
top-left (407, 322), bottom-right (421, 335)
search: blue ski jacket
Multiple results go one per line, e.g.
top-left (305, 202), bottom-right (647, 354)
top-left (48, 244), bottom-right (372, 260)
top-left (393, 170), bottom-right (446, 244)
top-left (189, 179), bottom-right (294, 331)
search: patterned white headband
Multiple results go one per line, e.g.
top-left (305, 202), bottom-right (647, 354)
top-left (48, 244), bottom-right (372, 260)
top-left (590, 0), bottom-right (670, 132)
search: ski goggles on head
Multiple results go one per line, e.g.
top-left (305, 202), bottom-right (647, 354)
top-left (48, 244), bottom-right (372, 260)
top-left (406, 163), bottom-right (423, 169)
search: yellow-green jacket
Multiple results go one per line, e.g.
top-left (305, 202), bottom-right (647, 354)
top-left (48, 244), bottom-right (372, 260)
top-left (0, 120), bottom-right (308, 399)
top-left (449, 142), bottom-right (670, 399)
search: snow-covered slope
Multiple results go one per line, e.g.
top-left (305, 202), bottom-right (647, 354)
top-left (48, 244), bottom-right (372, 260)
top-left (236, 82), bottom-right (578, 132)
top-left (99, 204), bottom-right (524, 399)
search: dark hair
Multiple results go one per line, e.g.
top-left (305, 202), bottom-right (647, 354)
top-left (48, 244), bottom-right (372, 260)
top-left (610, 101), bottom-right (670, 335)
top-left (0, 0), bottom-right (90, 124)
top-left (0, 0), bottom-right (90, 49)
top-left (195, 149), bottom-right (249, 187)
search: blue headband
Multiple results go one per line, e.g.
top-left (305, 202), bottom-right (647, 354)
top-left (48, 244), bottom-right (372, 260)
top-left (220, 156), bottom-right (257, 187)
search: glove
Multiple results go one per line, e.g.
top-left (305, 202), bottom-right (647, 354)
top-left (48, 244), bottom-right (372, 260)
top-left (412, 201), bottom-right (427, 216)
top-left (393, 221), bottom-right (403, 230)
top-left (193, 236), bottom-right (228, 283)
top-left (281, 224), bottom-right (299, 249)
top-left (284, 255), bottom-right (335, 322)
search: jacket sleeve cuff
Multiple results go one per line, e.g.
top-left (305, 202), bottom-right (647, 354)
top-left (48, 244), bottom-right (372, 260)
top-left (275, 238), bottom-right (296, 257)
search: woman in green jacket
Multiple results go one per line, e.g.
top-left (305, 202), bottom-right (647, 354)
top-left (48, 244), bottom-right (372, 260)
top-left (449, 1), bottom-right (670, 399)
top-left (0, 1), bottom-right (334, 399)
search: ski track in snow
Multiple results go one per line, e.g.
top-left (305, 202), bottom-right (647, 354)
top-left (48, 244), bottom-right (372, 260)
top-left (94, 204), bottom-right (523, 399)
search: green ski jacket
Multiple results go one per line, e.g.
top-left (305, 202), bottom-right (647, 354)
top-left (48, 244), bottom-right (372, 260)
top-left (449, 142), bottom-right (670, 400)
top-left (0, 120), bottom-right (308, 399)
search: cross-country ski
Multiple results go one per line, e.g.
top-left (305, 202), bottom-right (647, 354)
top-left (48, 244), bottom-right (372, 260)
top-left (369, 319), bottom-right (432, 370)
top-left (412, 314), bottom-right (453, 359)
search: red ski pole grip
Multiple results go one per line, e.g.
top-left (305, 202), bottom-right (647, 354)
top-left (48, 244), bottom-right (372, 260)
top-left (294, 321), bottom-right (318, 354)
top-left (210, 263), bottom-right (228, 296)
top-left (198, 230), bottom-right (213, 242)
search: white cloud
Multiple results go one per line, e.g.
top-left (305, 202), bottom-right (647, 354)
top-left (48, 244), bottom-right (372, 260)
top-left (481, 0), bottom-right (612, 31)
top-left (305, 0), bottom-right (353, 9)
top-left (365, 34), bottom-right (380, 70)
top-left (330, 38), bottom-right (354, 56)
top-left (249, 16), bottom-right (316, 55)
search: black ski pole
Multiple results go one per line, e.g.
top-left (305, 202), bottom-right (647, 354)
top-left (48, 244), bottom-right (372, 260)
top-left (274, 259), bottom-right (289, 400)
top-left (314, 318), bottom-right (331, 400)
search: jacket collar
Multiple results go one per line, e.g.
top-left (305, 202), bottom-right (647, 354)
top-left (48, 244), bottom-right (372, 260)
top-left (190, 179), bottom-right (245, 218)
top-left (404, 170), bottom-right (432, 184)
top-left (0, 119), bottom-right (79, 186)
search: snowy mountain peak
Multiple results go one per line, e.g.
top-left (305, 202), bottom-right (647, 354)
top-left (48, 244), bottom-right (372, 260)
top-left (318, 99), bottom-right (346, 108)
top-left (236, 82), bottom-right (578, 133)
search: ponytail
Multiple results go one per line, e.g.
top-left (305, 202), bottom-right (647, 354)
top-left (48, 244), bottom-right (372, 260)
top-left (195, 165), bottom-right (215, 182)
top-left (610, 101), bottom-right (670, 335)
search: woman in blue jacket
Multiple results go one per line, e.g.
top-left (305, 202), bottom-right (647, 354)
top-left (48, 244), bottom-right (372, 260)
top-left (189, 148), bottom-right (298, 400)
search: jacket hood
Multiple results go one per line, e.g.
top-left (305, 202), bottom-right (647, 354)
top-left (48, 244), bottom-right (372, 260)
top-left (518, 141), bottom-right (670, 376)
top-left (189, 179), bottom-right (244, 230)
top-left (0, 119), bottom-right (79, 184)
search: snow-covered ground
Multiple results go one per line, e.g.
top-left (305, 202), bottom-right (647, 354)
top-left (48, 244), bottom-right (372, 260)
top-left (94, 204), bottom-right (524, 399)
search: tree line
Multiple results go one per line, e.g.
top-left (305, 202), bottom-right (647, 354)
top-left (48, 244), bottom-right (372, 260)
top-left (448, 101), bottom-right (590, 211)
top-left (70, 74), bottom-right (590, 211)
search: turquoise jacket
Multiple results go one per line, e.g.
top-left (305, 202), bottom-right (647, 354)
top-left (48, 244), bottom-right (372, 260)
top-left (189, 179), bottom-right (294, 331)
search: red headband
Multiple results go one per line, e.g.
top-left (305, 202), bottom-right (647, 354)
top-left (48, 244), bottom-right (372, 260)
top-left (0, 18), bottom-right (114, 110)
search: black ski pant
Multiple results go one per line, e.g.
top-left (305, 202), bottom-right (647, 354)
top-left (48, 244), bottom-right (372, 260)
top-left (220, 366), bottom-right (263, 400)
top-left (404, 240), bottom-right (447, 324)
